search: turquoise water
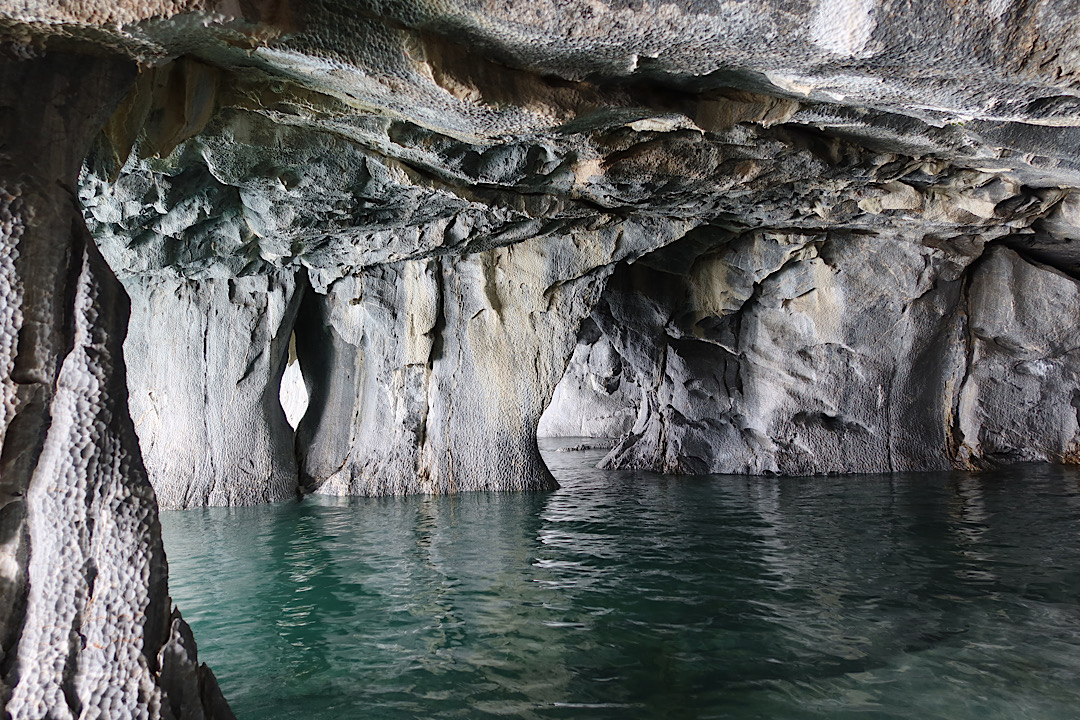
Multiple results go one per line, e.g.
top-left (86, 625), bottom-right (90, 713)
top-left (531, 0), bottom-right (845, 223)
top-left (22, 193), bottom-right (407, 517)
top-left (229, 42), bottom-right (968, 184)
top-left (160, 441), bottom-right (1080, 719)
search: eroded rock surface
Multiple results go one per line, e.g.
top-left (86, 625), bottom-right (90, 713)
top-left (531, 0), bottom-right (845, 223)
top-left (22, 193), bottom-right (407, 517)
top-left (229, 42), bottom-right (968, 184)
top-left (76, 55), bottom-right (1080, 502)
top-left (295, 219), bottom-right (688, 495)
top-left (0, 51), bottom-right (231, 719)
top-left (5, 0), bottom-right (1080, 716)
top-left (123, 271), bottom-right (302, 508)
top-left (538, 318), bottom-right (640, 439)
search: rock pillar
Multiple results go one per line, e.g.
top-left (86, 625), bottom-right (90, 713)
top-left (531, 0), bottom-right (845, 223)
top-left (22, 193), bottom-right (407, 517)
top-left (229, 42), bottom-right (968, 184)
top-left (122, 271), bottom-right (303, 508)
top-left (296, 234), bottom-right (615, 495)
top-left (0, 51), bottom-right (231, 719)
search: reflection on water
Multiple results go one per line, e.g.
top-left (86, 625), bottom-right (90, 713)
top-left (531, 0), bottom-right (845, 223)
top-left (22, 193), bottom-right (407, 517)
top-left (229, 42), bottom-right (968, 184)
top-left (161, 440), bottom-right (1080, 719)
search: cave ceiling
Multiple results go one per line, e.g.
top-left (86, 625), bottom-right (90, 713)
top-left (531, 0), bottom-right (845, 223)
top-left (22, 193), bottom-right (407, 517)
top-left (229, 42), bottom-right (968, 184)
top-left (6, 0), bottom-right (1080, 498)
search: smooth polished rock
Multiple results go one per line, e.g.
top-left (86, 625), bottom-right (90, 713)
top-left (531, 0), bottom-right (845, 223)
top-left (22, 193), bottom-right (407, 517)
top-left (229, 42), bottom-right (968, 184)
top-left (538, 319), bottom-right (639, 439)
top-left (295, 219), bottom-right (689, 495)
top-left (123, 271), bottom-right (303, 508)
top-left (956, 246), bottom-right (1080, 466)
top-left (592, 229), bottom-right (1080, 476)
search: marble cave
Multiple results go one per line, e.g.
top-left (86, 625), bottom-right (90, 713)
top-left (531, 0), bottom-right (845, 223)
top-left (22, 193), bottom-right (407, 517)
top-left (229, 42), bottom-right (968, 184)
top-left (2, 1), bottom-right (1080, 717)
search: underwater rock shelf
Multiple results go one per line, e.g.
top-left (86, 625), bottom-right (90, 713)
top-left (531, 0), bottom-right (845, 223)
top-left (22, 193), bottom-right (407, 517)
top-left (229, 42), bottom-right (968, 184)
top-left (2, 1), bottom-right (1080, 717)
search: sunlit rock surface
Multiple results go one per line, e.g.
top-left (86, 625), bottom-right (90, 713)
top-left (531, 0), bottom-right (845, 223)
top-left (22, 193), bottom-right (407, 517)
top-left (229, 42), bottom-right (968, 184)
top-left (538, 318), bottom-right (640, 439)
top-left (123, 271), bottom-right (302, 507)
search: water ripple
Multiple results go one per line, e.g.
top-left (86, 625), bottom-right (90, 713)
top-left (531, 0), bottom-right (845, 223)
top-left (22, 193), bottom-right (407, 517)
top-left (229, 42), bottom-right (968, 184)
top-left (160, 442), bottom-right (1080, 719)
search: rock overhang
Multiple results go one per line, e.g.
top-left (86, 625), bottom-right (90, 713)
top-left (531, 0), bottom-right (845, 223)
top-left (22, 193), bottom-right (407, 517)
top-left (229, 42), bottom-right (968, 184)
top-left (4, 4), bottom-right (1080, 716)
top-left (7, 0), bottom-right (1080, 505)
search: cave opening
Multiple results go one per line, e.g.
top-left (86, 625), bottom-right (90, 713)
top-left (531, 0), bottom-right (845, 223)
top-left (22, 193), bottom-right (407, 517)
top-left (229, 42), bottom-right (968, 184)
top-left (8, 2), bottom-right (1080, 717)
top-left (279, 331), bottom-right (309, 431)
top-left (538, 315), bottom-right (639, 444)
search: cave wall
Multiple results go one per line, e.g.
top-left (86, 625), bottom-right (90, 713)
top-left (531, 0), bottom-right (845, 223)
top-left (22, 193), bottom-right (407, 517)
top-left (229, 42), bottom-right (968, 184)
top-left (585, 228), bottom-right (1080, 475)
top-left (79, 69), bottom-right (1080, 503)
top-left (541, 215), bottom-right (1080, 476)
top-left (3, 1), bottom-right (1080, 717)
top-left (295, 227), bottom-right (633, 495)
top-left (123, 271), bottom-right (302, 508)
top-left (0, 51), bottom-right (231, 719)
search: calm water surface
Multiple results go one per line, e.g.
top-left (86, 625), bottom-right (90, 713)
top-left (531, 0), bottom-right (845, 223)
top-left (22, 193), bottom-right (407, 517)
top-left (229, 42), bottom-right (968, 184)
top-left (160, 441), bottom-right (1080, 719)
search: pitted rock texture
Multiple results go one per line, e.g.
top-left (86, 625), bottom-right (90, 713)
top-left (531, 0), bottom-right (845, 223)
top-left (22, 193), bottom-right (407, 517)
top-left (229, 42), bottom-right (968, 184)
top-left (5, 1), bottom-right (1080, 714)
top-left (0, 52), bottom-right (232, 719)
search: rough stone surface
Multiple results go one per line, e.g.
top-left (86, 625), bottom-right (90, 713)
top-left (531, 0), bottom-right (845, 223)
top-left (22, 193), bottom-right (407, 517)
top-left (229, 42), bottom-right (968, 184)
top-left (0, 52), bottom-right (232, 719)
top-left (295, 219), bottom-right (687, 495)
top-left (958, 246), bottom-right (1080, 466)
top-left (537, 318), bottom-right (639, 439)
top-left (7, 0), bottom-right (1080, 710)
top-left (72, 42), bottom-right (1080, 500)
top-left (580, 229), bottom-right (1080, 475)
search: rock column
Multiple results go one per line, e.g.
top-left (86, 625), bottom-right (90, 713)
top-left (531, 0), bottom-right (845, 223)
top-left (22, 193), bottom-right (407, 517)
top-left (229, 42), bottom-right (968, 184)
top-left (0, 51), bottom-right (231, 719)
top-left (122, 271), bottom-right (303, 508)
top-left (296, 233), bottom-right (617, 495)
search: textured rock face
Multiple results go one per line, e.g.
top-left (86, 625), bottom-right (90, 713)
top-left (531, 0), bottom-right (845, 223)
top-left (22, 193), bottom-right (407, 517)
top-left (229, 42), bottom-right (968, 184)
top-left (960, 246), bottom-right (1080, 465)
top-left (4, 0), bottom-right (1080, 716)
top-left (123, 271), bottom-right (302, 507)
top-left (295, 229), bottom-right (632, 495)
top-left (0, 52), bottom-right (231, 719)
top-left (3, 1), bottom-right (1077, 507)
top-left (538, 318), bottom-right (639, 439)
top-left (546, 228), bottom-right (1080, 476)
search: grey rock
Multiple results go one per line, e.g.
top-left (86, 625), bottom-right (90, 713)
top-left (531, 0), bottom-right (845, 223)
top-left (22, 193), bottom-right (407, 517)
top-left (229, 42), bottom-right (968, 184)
top-left (7, 2), bottom-right (1080, 715)
top-left (122, 271), bottom-right (302, 508)
top-left (538, 319), bottom-right (640, 439)
top-left (294, 221), bottom-right (679, 495)
top-left (957, 246), bottom-right (1080, 466)
top-left (157, 609), bottom-right (237, 720)
top-left (594, 230), bottom-right (1080, 476)
top-left (0, 51), bottom-right (232, 719)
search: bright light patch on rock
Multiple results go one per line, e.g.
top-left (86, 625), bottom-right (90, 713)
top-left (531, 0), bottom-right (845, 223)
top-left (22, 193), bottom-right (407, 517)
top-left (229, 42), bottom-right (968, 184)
top-left (812, 0), bottom-right (877, 57)
top-left (280, 359), bottom-right (308, 430)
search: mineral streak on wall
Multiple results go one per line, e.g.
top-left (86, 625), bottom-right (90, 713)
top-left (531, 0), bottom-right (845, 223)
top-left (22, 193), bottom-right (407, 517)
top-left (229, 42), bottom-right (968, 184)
top-left (3, 1), bottom-right (1080, 716)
